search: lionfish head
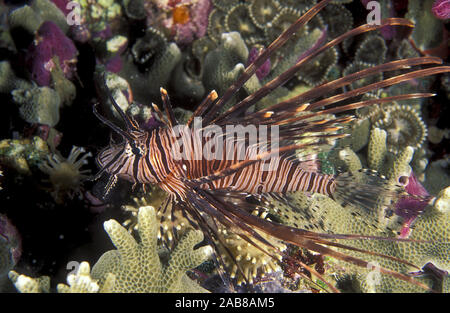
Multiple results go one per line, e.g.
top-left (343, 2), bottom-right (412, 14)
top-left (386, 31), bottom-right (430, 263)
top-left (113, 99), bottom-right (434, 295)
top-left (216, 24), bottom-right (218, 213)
top-left (93, 78), bottom-right (153, 185)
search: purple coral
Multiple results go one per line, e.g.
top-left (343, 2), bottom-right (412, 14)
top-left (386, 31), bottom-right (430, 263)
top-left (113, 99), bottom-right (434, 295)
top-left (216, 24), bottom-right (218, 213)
top-left (247, 47), bottom-right (271, 81)
top-left (26, 21), bottom-right (78, 86)
top-left (395, 173), bottom-right (431, 238)
top-left (163, 0), bottom-right (212, 45)
top-left (0, 214), bottom-right (22, 267)
top-left (432, 0), bottom-right (450, 20)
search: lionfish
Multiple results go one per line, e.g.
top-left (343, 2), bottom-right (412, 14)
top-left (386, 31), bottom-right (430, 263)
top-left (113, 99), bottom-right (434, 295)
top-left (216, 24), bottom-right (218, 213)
top-left (93, 0), bottom-right (450, 292)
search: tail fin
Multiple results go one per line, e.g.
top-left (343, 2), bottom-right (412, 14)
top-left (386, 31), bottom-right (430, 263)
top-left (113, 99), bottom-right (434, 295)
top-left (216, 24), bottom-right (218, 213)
top-left (332, 169), bottom-right (403, 212)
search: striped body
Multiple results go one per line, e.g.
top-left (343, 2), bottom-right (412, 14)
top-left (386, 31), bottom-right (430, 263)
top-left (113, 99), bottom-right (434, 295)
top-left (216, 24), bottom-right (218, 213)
top-left (97, 126), bottom-right (336, 198)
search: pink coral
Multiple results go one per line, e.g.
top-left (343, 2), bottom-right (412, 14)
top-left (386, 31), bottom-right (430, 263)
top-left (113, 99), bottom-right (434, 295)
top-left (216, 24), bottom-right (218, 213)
top-left (26, 21), bottom-right (78, 86)
top-left (162, 0), bottom-right (212, 45)
top-left (395, 173), bottom-right (431, 238)
top-left (432, 0), bottom-right (450, 19)
top-left (247, 47), bottom-right (271, 81)
top-left (0, 214), bottom-right (22, 266)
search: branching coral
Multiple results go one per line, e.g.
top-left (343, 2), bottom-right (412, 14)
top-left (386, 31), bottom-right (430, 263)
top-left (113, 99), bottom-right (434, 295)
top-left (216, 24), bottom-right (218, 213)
top-left (202, 31), bottom-right (262, 112)
top-left (406, 0), bottom-right (447, 56)
top-left (8, 271), bottom-right (50, 293)
top-left (57, 262), bottom-right (115, 293)
top-left (91, 206), bottom-right (211, 292)
top-left (9, 206), bottom-right (211, 293)
top-left (269, 178), bottom-right (449, 292)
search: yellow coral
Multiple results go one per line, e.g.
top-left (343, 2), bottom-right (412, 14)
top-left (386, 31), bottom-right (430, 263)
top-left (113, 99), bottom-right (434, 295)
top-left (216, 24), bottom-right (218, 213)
top-left (8, 271), bottom-right (50, 293)
top-left (91, 206), bottom-right (212, 292)
top-left (57, 262), bottom-right (115, 293)
top-left (216, 209), bottom-right (286, 285)
top-left (39, 146), bottom-right (91, 203)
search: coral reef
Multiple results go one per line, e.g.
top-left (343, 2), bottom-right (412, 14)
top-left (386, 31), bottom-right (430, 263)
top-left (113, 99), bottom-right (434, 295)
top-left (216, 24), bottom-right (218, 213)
top-left (0, 0), bottom-right (448, 295)
top-left (91, 206), bottom-right (211, 292)
top-left (9, 206), bottom-right (211, 293)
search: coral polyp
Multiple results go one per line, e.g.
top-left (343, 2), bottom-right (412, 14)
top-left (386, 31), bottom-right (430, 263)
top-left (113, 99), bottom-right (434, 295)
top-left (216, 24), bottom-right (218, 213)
top-left (373, 105), bottom-right (428, 154)
top-left (39, 146), bottom-right (92, 203)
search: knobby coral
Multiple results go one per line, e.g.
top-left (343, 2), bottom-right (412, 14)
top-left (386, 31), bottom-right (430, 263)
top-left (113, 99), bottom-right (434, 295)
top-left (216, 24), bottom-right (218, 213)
top-left (90, 206), bottom-right (211, 292)
top-left (9, 206), bottom-right (212, 293)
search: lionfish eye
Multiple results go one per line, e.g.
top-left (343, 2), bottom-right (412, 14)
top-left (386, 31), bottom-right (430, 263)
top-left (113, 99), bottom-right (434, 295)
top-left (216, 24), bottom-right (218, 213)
top-left (131, 144), bottom-right (142, 156)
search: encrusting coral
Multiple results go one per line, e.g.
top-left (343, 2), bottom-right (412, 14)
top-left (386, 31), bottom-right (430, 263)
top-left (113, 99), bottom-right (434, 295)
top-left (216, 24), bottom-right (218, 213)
top-left (1, 214), bottom-right (21, 282)
top-left (0, 137), bottom-right (49, 175)
top-left (12, 86), bottom-right (61, 127)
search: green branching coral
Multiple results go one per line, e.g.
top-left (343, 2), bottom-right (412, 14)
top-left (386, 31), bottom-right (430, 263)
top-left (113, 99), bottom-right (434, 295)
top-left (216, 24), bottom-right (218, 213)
top-left (9, 206), bottom-right (212, 293)
top-left (57, 262), bottom-right (115, 293)
top-left (91, 206), bottom-right (211, 292)
top-left (269, 177), bottom-right (449, 292)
